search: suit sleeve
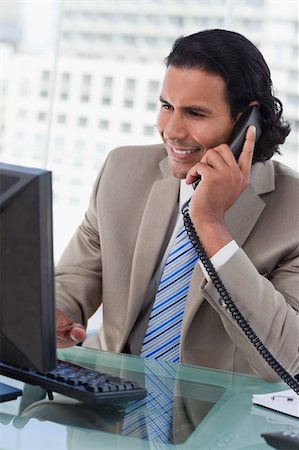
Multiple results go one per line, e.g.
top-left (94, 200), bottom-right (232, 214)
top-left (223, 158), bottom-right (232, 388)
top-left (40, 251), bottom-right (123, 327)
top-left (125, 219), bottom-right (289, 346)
top-left (201, 245), bottom-right (299, 381)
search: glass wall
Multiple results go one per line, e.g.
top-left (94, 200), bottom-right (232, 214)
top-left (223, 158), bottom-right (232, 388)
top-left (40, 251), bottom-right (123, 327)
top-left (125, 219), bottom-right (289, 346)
top-left (1, 0), bottom-right (298, 261)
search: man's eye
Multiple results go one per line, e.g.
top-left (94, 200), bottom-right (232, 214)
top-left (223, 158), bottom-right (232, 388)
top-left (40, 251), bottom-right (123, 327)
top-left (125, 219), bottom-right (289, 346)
top-left (189, 110), bottom-right (204, 117)
top-left (161, 103), bottom-right (172, 110)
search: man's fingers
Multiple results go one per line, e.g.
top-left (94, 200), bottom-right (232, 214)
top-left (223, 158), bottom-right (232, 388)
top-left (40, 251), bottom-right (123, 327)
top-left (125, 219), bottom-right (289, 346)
top-left (70, 324), bottom-right (86, 343)
top-left (238, 125), bottom-right (256, 174)
top-left (56, 308), bottom-right (86, 347)
top-left (185, 161), bottom-right (213, 184)
top-left (57, 324), bottom-right (86, 348)
top-left (186, 126), bottom-right (256, 186)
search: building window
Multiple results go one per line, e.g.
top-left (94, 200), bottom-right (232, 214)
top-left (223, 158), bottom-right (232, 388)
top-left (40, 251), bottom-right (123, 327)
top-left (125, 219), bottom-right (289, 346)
top-left (101, 96), bottom-right (111, 105)
top-left (103, 76), bottom-right (113, 88)
top-left (99, 119), bottom-right (109, 130)
top-left (60, 91), bottom-right (68, 100)
top-left (125, 78), bottom-right (136, 92)
top-left (71, 178), bottom-right (82, 186)
top-left (62, 72), bottom-right (70, 83)
top-left (74, 139), bottom-right (85, 151)
top-left (53, 137), bottom-right (65, 149)
top-left (78, 117), bottom-right (88, 127)
top-left (81, 94), bottom-right (89, 103)
top-left (33, 133), bottom-right (45, 159)
top-left (82, 74), bottom-right (91, 86)
top-left (41, 70), bottom-right (51, 81)
top-left (121, 122), bottom-right (132, 133)
top-left (69, 196), bottom-right (79, 206)
top-left (95, 142), bottom-right (106, 153)
top-left (146, 101), bottom-right (156, 111)
top-left (37, 112), bottom-right (47, 121)
top-left (57, 114), bottom-right (67, 124)
top-left (148, 80), bottom-right (160, 94)
top-left (144, 125), bottom-right (155, 136)
top-left (124, 98), bottom-right (134, 108)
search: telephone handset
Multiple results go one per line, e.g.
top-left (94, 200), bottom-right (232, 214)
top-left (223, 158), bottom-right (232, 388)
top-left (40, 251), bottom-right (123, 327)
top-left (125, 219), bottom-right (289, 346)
top-left (183, 106), bottom-right (299, 394)
top-left (230, 105), bottom-right (263, 160)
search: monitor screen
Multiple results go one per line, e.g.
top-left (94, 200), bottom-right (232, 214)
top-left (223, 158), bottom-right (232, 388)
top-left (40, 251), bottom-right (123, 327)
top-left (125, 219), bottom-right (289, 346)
top-left (0, 162), bottom-right (56, 374)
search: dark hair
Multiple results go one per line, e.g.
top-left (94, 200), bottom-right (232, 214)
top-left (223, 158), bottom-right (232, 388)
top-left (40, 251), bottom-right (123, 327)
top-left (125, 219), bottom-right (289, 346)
top-left (165, 29), bottom-right (290, 163)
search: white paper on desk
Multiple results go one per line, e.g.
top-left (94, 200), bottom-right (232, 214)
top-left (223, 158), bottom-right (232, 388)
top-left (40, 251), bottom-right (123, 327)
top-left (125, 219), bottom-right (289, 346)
top-left (251, 405), bottom-right (299, 427)
top-left (252, 389), bottom-right (299, 419)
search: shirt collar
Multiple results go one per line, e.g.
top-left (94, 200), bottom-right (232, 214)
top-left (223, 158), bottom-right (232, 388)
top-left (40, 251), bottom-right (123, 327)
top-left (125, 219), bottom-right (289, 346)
top-left (179, 180), bottom-right (194, 211)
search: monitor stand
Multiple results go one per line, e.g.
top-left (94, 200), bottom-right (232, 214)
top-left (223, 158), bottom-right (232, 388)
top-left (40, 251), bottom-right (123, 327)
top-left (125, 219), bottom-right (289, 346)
top-left (0, 382), bottom-right (22, 403)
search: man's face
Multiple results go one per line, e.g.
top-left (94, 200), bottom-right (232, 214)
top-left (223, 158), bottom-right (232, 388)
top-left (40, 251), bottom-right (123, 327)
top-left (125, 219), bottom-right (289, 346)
top-left (157, 66), bottom-right (237, 179)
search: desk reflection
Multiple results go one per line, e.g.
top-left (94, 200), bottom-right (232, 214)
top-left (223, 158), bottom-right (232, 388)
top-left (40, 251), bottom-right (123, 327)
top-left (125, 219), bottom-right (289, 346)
top-left (15, 360), bottom-right (225, 446)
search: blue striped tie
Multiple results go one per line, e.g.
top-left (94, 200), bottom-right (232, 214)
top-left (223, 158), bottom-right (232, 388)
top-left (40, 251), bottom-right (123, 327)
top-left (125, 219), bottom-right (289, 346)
top-left (121, 360), bottom-right (177, 443)
top-left (141, 225), bottom-right (197, 362)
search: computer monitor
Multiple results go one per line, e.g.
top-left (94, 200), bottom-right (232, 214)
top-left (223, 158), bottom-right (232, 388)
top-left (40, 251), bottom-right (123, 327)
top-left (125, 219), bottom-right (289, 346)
top-left (0, 162), bottom-right (56, 384)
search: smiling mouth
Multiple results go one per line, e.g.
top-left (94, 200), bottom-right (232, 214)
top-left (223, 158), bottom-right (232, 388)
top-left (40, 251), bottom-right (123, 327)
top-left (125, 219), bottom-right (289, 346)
top-left (168, 143), bottom-right (204, 158)
top-left (171, 147), bottom-right (200, 155)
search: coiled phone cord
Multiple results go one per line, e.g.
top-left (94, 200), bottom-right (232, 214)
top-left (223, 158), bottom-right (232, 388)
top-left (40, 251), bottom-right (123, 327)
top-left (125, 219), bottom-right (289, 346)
top-left (182, 201), bottom-right (299, 395)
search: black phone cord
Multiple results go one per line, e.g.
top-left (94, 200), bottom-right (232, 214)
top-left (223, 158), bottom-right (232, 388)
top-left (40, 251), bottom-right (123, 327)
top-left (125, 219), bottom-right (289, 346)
top-left (182, 202), bottom-right (299, 395)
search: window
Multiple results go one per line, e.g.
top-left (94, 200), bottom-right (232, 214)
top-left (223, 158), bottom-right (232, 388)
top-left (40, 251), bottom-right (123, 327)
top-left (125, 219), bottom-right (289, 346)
top-left (57, 114), bottom-right (67, 124)
top-left (78, 117), bottom-right (88, 127)
top-left (33, 134), bottom-right (45, 160)
top-left (124, 99), bottom-right (134, 108)
top-left (148, 80), bottom-right (160, 94)
top-left (1, 0), bottom-right (297, 266)
top-left (41, 70), bottom-right (51, 81)
top-left (101, 96), bottom-right (111, 105)
top-left (60, 91), bottom-right (69, 100)
top-left (53, 136), bottom-right (65, 149)
top-left (82, 74), bottom-right (92, 86)
top-left (95, 142), bottom-right (107, 154)
top-left (121, 122), bottom-right (132, 133)
top-left (125, 78), bottom-right (136, 91)
top-left (80, 94), bottom-right (89, 102)
top-left (144, 125), bottom-right (155, 136)
top-left (169, 16), bottom-right (183, 26)
top-left (74, 139), bottom-right (85, 151)
top-left (146, 101), bottom-right (157, 111)
top-left (103, 76), bottom-right (113, 88)
top-left (37, 112), bottom-right (47, 121)
top-left (71, 178), bottom-right (82, 186)
top-left (62, 72), bottom-right (71, 83)
top-left (99, 119), bottom-right (109, 130)
top-left (122, 35), bottom-right (136, 45)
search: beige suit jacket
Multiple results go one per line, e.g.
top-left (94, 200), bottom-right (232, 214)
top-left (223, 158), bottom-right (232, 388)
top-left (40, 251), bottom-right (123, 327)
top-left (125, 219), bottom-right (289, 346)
top-left (55, 144), bottom-right (299, 381)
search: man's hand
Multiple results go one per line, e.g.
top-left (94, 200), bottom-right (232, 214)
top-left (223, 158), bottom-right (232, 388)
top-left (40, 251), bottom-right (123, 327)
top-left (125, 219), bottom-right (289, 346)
top-left (56, 309), bottom-right (86, 348)
top-left (185, 126), bottom-right (256, 257)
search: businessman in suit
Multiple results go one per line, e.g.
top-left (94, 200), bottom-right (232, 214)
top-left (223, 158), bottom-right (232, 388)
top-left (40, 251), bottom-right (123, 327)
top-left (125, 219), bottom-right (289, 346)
top-left (55, 29), bottom-right (299, 381)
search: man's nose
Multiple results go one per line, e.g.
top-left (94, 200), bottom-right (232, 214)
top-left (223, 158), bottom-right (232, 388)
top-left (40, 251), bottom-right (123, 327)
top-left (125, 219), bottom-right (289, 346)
top-left (163, 112), bottom-right (188, 140)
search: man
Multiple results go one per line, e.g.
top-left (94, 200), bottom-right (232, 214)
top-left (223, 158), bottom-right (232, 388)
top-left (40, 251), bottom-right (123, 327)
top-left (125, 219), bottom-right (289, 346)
top-left (55, 29), bottom-right (299, 382)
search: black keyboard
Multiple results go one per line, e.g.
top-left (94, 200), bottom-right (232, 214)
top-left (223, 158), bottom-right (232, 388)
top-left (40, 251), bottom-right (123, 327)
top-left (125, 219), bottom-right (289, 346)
top-left (0, 360), bottom-right (147, 404)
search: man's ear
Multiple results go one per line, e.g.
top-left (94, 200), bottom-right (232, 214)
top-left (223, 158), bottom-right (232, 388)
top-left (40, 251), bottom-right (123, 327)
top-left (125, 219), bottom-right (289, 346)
top-left (249, 100), bottom-right (260, 107)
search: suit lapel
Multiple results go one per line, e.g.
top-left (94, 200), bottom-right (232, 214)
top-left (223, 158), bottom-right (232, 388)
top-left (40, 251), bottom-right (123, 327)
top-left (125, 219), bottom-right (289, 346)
top-left (123, 157), bottom-right (180, 338)
top-left (224, 185), bottom-right (265, 247)
top-left (224, 160), bottom-right (274, 247)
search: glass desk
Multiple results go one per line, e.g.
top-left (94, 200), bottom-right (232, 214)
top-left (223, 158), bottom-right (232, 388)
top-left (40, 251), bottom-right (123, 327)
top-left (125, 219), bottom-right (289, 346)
top-left (0, 347), bottom-right (298, 449)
